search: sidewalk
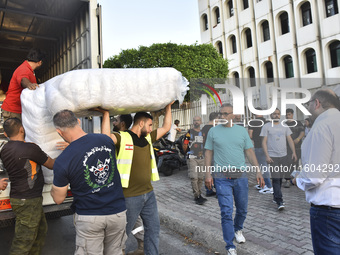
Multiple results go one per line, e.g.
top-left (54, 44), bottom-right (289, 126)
top-left (153, 168), bottom-right (314, 255)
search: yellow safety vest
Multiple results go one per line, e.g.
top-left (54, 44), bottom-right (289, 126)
top-left (116, 131), bottom-right (159, 188)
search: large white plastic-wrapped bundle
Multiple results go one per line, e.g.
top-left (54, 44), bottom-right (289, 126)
top-left (21, 68), bottom-right (189, 183)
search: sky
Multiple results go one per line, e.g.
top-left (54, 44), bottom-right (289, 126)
top-left (97, 0), bottom-right (201, 61)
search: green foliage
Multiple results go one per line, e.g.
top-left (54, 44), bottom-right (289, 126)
top-left (103, 43), bottom-right (229, 101)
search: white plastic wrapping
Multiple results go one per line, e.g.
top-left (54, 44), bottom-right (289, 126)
top-left (21, 68), bottom-right (189, 183)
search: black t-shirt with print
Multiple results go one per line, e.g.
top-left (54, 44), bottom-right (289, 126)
top-left (0, 141), bottom-right (48, 199)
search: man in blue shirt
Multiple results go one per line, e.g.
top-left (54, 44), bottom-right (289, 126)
top-left (205, 103), bottom-right (264, 255)
top-left (51, 110), bottom-right (127, 255)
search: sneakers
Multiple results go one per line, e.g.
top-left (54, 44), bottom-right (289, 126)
top-left (284, 180), bottom-right (291, 188)
top-left (254, 184), bottom-right (261, 190)
top-left (259, 186), bottom-right (273, 194)
top-left (195, 195), bottom-right (207, 205)
top-left (206, 191), bottom-right (217, 197)
top-left (277, 202), bottom-right (285, 211)
top-left (234, 230), bottom-right (246, 243)
top-left (272, 200), bottom-right (285, 205)
top-left (227, 248), bottom-right (237, 255)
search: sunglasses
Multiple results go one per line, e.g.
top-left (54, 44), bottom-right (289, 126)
top-left (303, 99), bottom-right (316, 107)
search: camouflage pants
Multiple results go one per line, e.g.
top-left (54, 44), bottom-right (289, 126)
top-left (10, 197), bottom-right (47, 255)
top-left (2, 109), bottom-right (21, 122)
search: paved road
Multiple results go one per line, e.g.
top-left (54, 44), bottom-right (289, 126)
top-left (0, 167), bottom-right (315, 255)
top-left (154, 167), bottom-right (314, 255)
top-left (0, 214), bottom-right (214, 255)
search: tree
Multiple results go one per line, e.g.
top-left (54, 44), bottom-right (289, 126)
top-left (104, 43), bottom-right (229, 128)
top-left (104, 43), bottom-right (229, 101)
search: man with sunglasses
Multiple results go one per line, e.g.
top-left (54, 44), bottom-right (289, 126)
top-left (183, 116), bottom-right (207, 205)
top-left (205, 103), bottom-right (264, 255)
top-left (296, 89), bottom-right (340, 255)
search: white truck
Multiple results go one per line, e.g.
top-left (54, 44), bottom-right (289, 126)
top-left (0, 0), bottom-right (103, 227)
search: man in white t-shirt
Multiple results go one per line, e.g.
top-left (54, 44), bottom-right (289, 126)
top-left (260, 108), bottom-right (297, 211)
top-left (167, 119), bottom-right (181, 142)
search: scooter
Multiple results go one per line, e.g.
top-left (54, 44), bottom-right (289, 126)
top-left (154, 137), bottom-right (187, 176)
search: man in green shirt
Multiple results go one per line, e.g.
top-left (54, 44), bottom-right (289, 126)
top-left (97, 103), bottom-right (172, 255)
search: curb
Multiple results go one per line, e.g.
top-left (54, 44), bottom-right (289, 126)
top-left (158, 206), bottom-right (271, 255)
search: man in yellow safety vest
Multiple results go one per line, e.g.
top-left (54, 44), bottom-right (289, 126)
top-left (96, 103), bottom-right (172, 255)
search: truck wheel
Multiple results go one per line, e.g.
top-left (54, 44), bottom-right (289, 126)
top-left (161, 165), bottom-right (173, 176)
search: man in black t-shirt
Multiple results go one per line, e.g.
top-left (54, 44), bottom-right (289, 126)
top-left (51, 110), bottom-right (127, 255)
top-left (183, 116), bottom-right (207, 205)
top-left (202, 112), bottom-right (219, 197)
top-left (0, 118), bottom-right (54, 255)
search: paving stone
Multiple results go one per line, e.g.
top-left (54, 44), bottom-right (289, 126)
top-left (154, 170), bottom-right (314, 254)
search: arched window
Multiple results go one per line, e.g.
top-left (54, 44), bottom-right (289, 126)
top-left (243, 0), bottom-right (249, 10)
top-left (234, 72), bottom-right (240, 88)
top-left (202, 14), bottom-right (208, 31)
top-left (262, 20), bottom-right (270, 41)
top-left (215, 8), bottom-right (221, 24)
top-left (248, 67), bottom-right (256, 87)
top-left (301, 2), bottom-right (313, 26)
top-left (280, 12), bottom-right (290, 35)
top-left (284, 56), bottom-right (294, 78)
top-left (330, 41), bottom-right (340, 68)
top-left (227, 0), bottom-right (234, 17)
top-left (217, 41), bottom-right (223, 57)
top-left (325, 0), bottom-right (339, 17)
top-left (230, 35), bottom-right (237, 54)
top-left (245, 29), bottom-right (252, 48)
top-left (305, 49), bottom-right (317, 73)
top-left (265, 61), bottom-right (274, 83)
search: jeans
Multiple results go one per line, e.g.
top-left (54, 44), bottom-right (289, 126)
top-left (310, 206), bottom-right (340, 255)
top-left (9, 197), bottom-right (47, 255)
top-left (214, 175), bottom-right (248, 250)
top-left (269, 156), bottom-right (289, 204)
top-left (254, 148), bottom-right (272, 188)
top-left (74, 211), bottom-right (127, 255)
top-left (125, 191), bottom-right (160, 255)
top-left (132, 216), bottom-right (144, 241)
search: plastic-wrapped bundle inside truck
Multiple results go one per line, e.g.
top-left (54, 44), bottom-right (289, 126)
top-left (21, 67), bottom-right (189, 183)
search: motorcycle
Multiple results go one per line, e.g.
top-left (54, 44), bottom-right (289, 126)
top-left (154, 136), bottom-right (187, 176)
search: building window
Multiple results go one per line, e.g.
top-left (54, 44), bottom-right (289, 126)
top-left (231, 35), bottom-right (237, 54)
top-left (234, 72), bottom-right (240, 88)
top-left (245, 29), bottom-right (252, 48)
top-left (284, 56), bottom-right (294, 78)
top-left (215, 8), bottom-right (220, 24)
top-left (243, 0), bottom-right (249, 10)
top-left (202, 14), bottom-right (208, 31)
top-left (262, 20), bottom-right (270, 42)
top-left (325, 0), bottom-right (339, 17)
top-left (280, 12), bottom-right (290, 35)
top-left (228, 0), bottom-right (234, 17)
top-left (330, 41), bottom-right (340, 68)
top-left (217, 41), bottom-right (223, 57)
top-left (265, 61), bottom-right (274, 83)
top-left (305, 49), bottom-right (317, 73)
top-left (301, 2), bottom-right (313, 26)
top-left (248, 67), bottom-right (256, 87)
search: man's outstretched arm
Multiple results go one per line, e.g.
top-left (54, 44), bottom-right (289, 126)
top-left (93, 108), bottom-right (117, 144)
top-left (156, 102), bottom-right (173, 140)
